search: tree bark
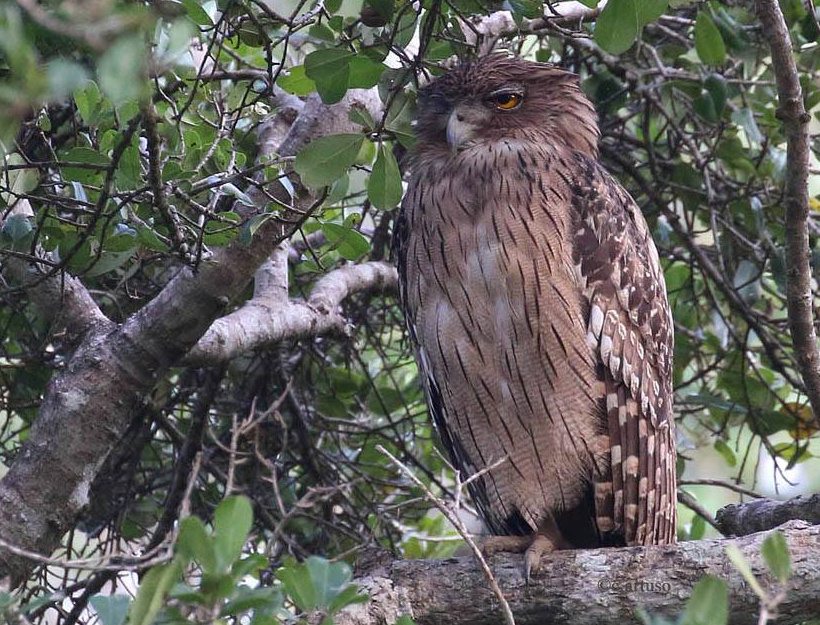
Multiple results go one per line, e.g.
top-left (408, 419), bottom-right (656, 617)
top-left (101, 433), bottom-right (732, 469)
top-left (0, 98), bottom-right (334, 585)
top-left (716, 493), bottom-right (820, 537)
top-left (757, 0), bottom-right (820, 424)
top-left (338, 522), bottom-right (820, 625)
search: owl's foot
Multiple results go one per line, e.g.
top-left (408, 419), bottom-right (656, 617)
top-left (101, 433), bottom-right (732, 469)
top-left (523, 534), bottom-right (560, 581)
top-left (479, 535), bottom-right (533, 555)
top-left (479, 533), bottom-right (561, 582)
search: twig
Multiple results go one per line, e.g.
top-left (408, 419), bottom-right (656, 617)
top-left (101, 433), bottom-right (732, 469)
top-left (376, 444), bottom-right (516, 625)
top-left (677, 490), bottom-right (724, 535)
top-left (141, 100), bottom-right (189, 259)
top-left (678, 478), bottom-right (764, 500)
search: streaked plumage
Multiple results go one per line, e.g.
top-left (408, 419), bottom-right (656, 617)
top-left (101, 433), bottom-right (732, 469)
top-left (394, 56), bottom-right (676, 557)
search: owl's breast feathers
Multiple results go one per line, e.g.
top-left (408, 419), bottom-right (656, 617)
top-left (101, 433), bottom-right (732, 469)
top-left (395, 142), bottom-right (676, 547)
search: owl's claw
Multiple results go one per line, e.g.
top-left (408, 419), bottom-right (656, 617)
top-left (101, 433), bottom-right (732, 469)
top-left (523, 534), bottom-right (558, 582)
top-left (478, 534), bottom-right (559, 583)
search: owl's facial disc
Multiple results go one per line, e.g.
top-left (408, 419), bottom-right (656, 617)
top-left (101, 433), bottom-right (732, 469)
top-left (446, 103), bottom-right (490, 150)
top-left (442, 82), bottom-right (525, 150)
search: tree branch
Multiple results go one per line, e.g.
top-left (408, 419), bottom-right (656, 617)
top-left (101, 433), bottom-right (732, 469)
top-left (757, 0), bottom-right (820, 424)
top-left (716, 493), bottom-right (820, 537)
top-left (0, 93), bottom-right (367, 584)
top-left (185, 261), bottom-right (397, 365)
top-left (339, 522), bottom-right (820, 625)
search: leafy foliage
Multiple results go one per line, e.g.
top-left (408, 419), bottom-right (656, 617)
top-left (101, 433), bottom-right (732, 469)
top-left (0, 0), bottom-right (819, 623)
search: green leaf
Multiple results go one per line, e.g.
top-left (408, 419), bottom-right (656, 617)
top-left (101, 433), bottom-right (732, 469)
top-left (385, 91), bottom-right (415, 148)
top-left (176, 516), bottom-right (217, 573)
top-left (689, 514), bottom-right (706, 540)
top-left (231, 553), bottom-right (268, 578)
top-left (0, 154), bottom-right (37, 208)
top-left (277, 65), bottom-right (316, 96)
top-left (90, 595), bottom-right (131, 625)
top-left (761, 530), bottom-right (791, 583)
top-left (693, 91), bottom-right (718, 122)
top-left (368, 143), bottom-right (402, 209)
top-left (322, 222), bottom-right (370, 260)
top-left (85, 250), bottom-right (136, 278)
top-left (681, 576), bottom-right (728, 625)
top-left (277, 557), bottom-right (317, 610)
top-left (61, 147), bottom-right (110, 184)
top-left (349, 106), bottom-right (375, 130)
top-left (306, 557), bottom-right (359, 612)
top-left (138, 225), bottom-right (170, 252)
top-left (220, 587), bottom-right (283, 617)
top-left (304, 49), bottom-right (353, 104)
top-left (294, 133), bottom-right (364, 188)
top-left (392, 8), bottom-right (417, 48)
top-left (180, 0), bottom-right (213, 24)
top-left (213, 495), bottom-right (253, 571)
top-left (726, 543), bottom-right (766, 598)
top-left (116, 146), bottom-right (141, 190)
top-left (595, 0), bottom-right (639, 54)
top-left (64, 147), bottom-right (111, 166)
top-left (238, 212), bottom-right (273, 246)
top-left (507, 0), bottom-right (543, 19)
top-left (327, 583), bottom-right (368, 613)
top-left (636, 0), bottom-right (668, 24)
top-left (704, 74), bottom-right (728, 113)
top-left (695, 11), bottom-right (726, 65)
top-left (276, 556), bottom-right (360, 614)
top-left (713, 439), bottom-right (737, 466)
top-left (127, 558), bottom-right (184, 625)
top-left (348, 58), bottom-right (385, 89)
top-left (98, 35), bottom-right (149, 105)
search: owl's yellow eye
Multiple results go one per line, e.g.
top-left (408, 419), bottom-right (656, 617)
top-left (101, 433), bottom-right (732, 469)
top-left (493, 92), bottom-right (523, 110)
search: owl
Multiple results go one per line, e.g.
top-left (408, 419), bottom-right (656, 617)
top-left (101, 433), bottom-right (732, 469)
top-left (394, 55), bottom-right (676, 575)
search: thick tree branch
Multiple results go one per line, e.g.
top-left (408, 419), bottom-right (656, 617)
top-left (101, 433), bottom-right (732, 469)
top-left (757, 0), bottom-right (820, 424)
top-left (0, 95), bottom-right (354, 584)
top-left (339, 522), bottom-right (820, 625)
top-left (186, 261), bottom-right (397, 365)
top-left (716, 493), bottom-right (820, 537)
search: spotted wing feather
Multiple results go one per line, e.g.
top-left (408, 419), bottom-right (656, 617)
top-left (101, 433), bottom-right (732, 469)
top-left (571, 153), bottom-right (676, 546)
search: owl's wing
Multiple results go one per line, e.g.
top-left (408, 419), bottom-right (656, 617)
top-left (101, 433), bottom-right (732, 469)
top-left (570, 153), bottom-right (676, 546)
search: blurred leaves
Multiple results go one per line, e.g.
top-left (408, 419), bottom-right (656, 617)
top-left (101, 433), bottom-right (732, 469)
top-left (680, 576), bottom-right (728, 625)
top-left (276, 556), bottom-right (367, 618)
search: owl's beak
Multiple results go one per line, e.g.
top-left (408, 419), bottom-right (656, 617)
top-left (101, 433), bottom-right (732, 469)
top-left (446, 108), bottom-right (477, 150)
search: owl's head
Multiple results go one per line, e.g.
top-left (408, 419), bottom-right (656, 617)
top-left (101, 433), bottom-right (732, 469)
top-left (414, 55), bottom-right (599, 156)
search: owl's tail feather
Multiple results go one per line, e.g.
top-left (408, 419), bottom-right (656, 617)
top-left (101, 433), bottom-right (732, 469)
top-left (600, 371), bottom-right (677, 546)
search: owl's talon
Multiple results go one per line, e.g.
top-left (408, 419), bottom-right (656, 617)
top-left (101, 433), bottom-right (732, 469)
top-left (523, 534), bottom-right (558, 582)
top-left (476, 534), bottom-right (558, 582)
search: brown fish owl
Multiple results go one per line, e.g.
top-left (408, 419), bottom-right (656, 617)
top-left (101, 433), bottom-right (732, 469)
top-left (394, 55), bottom-right (677, 573)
